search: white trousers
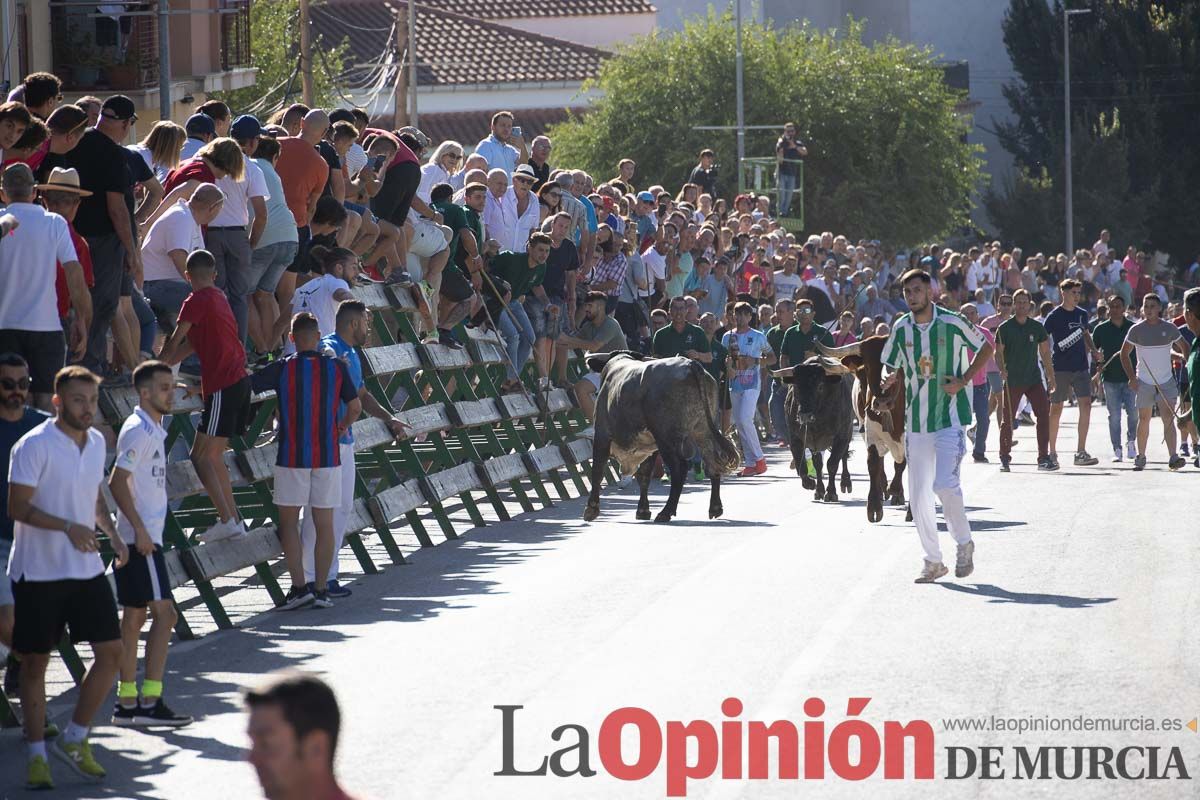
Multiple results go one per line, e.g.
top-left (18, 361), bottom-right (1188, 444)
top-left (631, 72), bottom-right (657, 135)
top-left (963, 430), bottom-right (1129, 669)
top-left (730, 387), bottom-right (762, 466)
top-left (905, 428), bottom-right (972, 563)
top-left (300, 443), bottom-right (356, 584)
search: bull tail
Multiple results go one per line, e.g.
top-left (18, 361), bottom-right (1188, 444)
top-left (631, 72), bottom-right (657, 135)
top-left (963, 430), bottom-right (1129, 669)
top-left (690, 360), bottom-right (740, 474)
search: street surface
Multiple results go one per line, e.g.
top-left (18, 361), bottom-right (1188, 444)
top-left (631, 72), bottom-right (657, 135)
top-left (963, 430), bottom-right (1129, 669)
top-left (1, 406), bottom-right (1197, 799)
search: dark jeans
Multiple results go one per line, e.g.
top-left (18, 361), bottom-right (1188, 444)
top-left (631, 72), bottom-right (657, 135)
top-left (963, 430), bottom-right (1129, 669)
top-left (769, 377), bottom-right (789, 442)
top-left (83, 233), bottom-right (126, 371)
top-left (972, 383), bottom-right (990, 456)
top-left (131, 290), bottom-right (156, 355)
top-left (204, 227), bottom-right (253, 344)
top-left (1000, 382), bottom-right (1050, 459)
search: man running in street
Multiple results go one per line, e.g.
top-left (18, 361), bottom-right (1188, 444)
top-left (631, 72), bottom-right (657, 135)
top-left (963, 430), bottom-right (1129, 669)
top-left (1044, 279), bottom-right (1101, 467)
top-left (1120, 293), bottom-right (1190, 470)
top-left (881, 270), bottom-right (992, 584)
top-left (995, 289), bottom-right (1057, 471)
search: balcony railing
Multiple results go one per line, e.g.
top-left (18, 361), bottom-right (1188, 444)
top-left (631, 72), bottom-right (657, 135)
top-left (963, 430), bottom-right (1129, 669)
top-left (50, 1), bottom-right (160, 92)
top-left (220, 0), bottom-right (252, 71)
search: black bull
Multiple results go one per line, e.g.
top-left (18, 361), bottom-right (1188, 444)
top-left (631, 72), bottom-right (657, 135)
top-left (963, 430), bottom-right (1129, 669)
top-left (583, 352), bottom-right (742, 523)
top-left (772, 358), bottom-right (854, 502)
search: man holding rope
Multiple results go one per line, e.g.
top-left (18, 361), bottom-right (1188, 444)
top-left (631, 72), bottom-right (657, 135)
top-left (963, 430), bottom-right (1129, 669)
top-left (1120, 293), bottom-right (1190, 471)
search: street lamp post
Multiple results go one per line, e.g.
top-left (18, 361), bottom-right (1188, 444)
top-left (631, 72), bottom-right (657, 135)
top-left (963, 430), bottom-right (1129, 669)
top-left (1063, 6), bottom-right (1090, 256)
top-left (734, 0), bottom-right (745, 192)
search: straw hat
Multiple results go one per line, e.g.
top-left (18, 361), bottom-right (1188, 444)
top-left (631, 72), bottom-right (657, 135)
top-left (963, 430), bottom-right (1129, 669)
top-left (35, 167), bottom-right (93, 196)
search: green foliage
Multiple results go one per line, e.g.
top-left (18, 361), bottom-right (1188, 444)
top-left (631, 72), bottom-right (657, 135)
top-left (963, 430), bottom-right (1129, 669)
top-left (987, 0), bottom-right (1200, 260)
top-left (548, 12), bottom-right (984, 244)
top-left (210, 0), bottom-right (349, 117)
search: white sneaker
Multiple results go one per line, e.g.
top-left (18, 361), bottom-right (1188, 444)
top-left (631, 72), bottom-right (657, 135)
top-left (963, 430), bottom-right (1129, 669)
top-left (914, 560), bottom-right (948, 584)
top-left (196, 519), bottom-right (239, 544)
top-left (1126, 440), bottom-right (1136, 460)
top-left (1113, 446), bottom-right (1123, 463)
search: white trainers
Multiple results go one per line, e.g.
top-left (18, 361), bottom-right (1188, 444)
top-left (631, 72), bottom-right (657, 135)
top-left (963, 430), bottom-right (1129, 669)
top-left (955, 541), bottom-right (975, 578)
top-left (196, 518), bottom-right (245, 544)
top-left (1126, 440), bottom-right (1136, 460)
top-left (914, 560), bottom-right (949, 583)
top-left (1112, 446), bottom-right (1123, 463)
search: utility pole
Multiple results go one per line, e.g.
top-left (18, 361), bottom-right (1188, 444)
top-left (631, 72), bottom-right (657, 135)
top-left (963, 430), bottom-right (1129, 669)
top-left (408, 0), bottom-right (418, 127)
top-left (734, 0), bottom-right (745, 193)
top-left (1063, 6), bottom-right (1090, 257)
top-left (299, 0), bottom-right (314, 105)
top-left (158, 0), bottom-right (171, 121)
top-left (393, 3), bottom-right (408, 127)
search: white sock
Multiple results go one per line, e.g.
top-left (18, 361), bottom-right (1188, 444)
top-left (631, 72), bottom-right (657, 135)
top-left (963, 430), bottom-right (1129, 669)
top-left (63, 721), bottom-right (89, 744)
top-left (28, 740), bottom-right (47, 760)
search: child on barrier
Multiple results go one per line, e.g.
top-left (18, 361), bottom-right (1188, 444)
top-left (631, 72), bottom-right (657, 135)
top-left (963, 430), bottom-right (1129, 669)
top-left (157, 250), bottom-right (252, 545)
top-left (107, 360), bottom-right (192, 727)
top-left (271, 313), bottom-right (361, 610)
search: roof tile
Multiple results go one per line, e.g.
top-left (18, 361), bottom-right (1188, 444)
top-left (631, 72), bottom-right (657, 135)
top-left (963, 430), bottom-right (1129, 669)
top-left (324, 0), bottom-right (657, 19)
top-left (391, 106), bottom-right (587, 149)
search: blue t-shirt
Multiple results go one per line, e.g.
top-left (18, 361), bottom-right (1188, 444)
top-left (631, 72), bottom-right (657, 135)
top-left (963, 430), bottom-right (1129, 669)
top-left (321, 333), bottom-right (364, 445)
top-left (1043, 306), bottom-right (1091, 372)
top-left (722, 328), bottom-right (770, 393)
top-left (1, 407), bottom-right (50, 541)
top-left (253, 159), bottom-right (301, 248)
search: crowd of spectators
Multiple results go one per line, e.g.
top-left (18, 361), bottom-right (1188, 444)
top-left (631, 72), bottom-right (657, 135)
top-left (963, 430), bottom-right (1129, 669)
top-left (0, 70), bottom-right (1199, 790)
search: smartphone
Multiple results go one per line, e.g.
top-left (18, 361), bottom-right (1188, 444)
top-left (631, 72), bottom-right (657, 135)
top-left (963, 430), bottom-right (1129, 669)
top-left (512, 126), bottom-right (523, 139)
top-left (371, 154), bottom-right (386, 171)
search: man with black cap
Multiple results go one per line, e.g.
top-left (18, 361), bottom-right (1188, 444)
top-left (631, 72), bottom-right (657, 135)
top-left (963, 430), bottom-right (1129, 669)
top-left (179, 112), bottom-right (217, 163)
top-left (65, 95), bottom-right (141, 373)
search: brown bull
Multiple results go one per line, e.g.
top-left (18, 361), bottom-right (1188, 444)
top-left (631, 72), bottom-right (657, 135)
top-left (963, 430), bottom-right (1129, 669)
top-left (819, 336), bottom-right (911, 523)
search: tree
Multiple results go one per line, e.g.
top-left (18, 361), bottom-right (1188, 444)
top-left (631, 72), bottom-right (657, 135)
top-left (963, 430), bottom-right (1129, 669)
top-left (548, 12), bottom-right (984, 245)
top-left (986, 0), bottom-right (1200, 264)
top-left (210, 0), bottom-right (349, 119)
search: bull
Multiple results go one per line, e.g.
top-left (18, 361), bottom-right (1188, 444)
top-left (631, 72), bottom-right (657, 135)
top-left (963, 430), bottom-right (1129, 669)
top-left (818, 337), bottom-right (910, 523)
top-left (583, 352), bottom-right (741, 523)
top-left (772, 356), bottom-right (854, 502)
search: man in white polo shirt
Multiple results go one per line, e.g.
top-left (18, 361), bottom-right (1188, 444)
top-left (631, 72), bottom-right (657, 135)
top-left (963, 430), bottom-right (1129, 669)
top-left (7, 365), bottom-right (129, 789)
top-left (0, 163), bottom-right (90, 411)
top-left (140, 183), bottom-right (224, 326)
top-left (107, 360), bottom-right (192, 729)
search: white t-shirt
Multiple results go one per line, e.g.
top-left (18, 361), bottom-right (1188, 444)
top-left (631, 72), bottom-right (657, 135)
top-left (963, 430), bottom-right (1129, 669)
top-left (283, 274), bottom-right (350, 354)
top-left (141, 201), bottom-right (204, 282)
top-left (112, 406), bottom-right (168, 545)
top-left (7, 420), bottom-right (108, 581)
top-left (0, 202), bottom-right (78, 331)
top-left (773, 271), bottom-right (803, 302)
top-left (128, 143), bottom-right (171, 184)
top-left (805, 277), bottom-right (838, 301)
top-left (641, 246), bottom-right (667, 284)
top-left (1126, 319), bottom-right (1181, 384)
top-left (344, 142), bottom-right (368, 181)
top-left (211, 155), bottom-right (268, 228)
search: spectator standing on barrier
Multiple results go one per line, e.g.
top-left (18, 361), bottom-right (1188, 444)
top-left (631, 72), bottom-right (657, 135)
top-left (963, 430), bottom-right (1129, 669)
top-left (8, 366), bottom-right (129, 789)
top-left (489, 233), bottom-right (551, 392)
top-left (1093, 294), bottom-right (1137, 462)
top-left (140, 184), bottom-right (224, 338)
top-left (298, 300), bottom-right (410, 599)
top-left (430, 182), bottom-right (485, 347)
top-left (276, 111), bottom-right (336, 317)
top-left (158, 250), bottom-right (252, 544)
top-left (178, 113), bottom-right (216, 164)
top-left (540, 210), bottom-right (579, 387)
top-left (272, 313), bottom-right (361, 611)
top-left (107, 360), bottom-right (192, 728)
top-left (881, 270), bottom-right (991, 584)
top-left (0, 164), bottom-right (89, 412)
top-left (724, 301), bottom-right (773, 476)
top-left (249, 135), bottom-right (299, 355)
top-left (1121, 293), bottom-right (1189, 471)
top-left (246, 671), bottom-right (362, 800)
top-left (995, 289), bottom-right (1056, 472)
top-left (775, 124), bottom-right (806, 217)
top-left (0, 353), bottom-right (48, 698)
top-left (1044, 279), bottom-right (1100, 468)
top-left (527, 135), bottom-right (552, 190)
top-left (32, 105), bottom-right (88, 182)
top-left (475, 111), bottom-right (527, 178)
top-left (67, 102), bottom-right (145, 380)
top-left (559, 291), bottom-right (626, 423)
top-left (279, 245), bottom-right (357, 355)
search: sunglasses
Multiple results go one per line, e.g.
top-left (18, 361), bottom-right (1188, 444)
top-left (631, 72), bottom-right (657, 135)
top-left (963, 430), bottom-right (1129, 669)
top-left (102, 112), bottom-right (138, 124)
top-left (0, 376), bottom-right (31, 391)
top-left (514, 176), bottom-right (534, 184)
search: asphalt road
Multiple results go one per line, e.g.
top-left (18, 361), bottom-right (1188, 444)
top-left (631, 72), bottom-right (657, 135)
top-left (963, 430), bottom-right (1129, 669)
top-left (1, 406), bottom-right (1197, 799)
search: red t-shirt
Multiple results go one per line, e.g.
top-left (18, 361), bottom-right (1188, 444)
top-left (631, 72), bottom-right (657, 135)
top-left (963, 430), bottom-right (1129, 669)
top-left (54, 224), bottom-right (94, 318)
top-left (162, 159), bottom-right (217, 195)
top-left (364, 128), bottom-right (418, 167)
top-left (177, 286), bottom-right (246, 396)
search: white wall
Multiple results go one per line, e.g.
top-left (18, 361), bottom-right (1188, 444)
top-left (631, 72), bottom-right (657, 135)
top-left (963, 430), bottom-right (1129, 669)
top-left (499, 13), bottom-right (657, 50)
top-left (349, 83), bottom-right (600, 120)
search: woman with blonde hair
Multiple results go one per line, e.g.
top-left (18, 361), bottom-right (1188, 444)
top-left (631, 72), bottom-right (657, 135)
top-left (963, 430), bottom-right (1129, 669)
top-left (417, 139), bottom-right (463, 203)
top-left (130, 120), bottom-right (187, 182)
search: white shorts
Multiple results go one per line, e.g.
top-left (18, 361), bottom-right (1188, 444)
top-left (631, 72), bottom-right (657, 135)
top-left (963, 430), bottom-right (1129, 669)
top-left (274, 466), bottom-right (342, 509)
top-left (580, 371), bottom-right (602, 391)
top-left (408, 217), bottom-right (450, 258)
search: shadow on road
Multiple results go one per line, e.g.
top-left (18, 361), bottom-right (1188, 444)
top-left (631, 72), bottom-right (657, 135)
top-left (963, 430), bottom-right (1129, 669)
top-left (935, 582), bottom-right (1117, 608)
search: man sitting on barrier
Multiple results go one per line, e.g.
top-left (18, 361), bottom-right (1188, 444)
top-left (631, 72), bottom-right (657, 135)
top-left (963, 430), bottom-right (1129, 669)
top-left (272, 313), bottom-right (361, 610)
top-left (488, 232), bottom-right (552, 393)
top-left (107, 360), bottom-right (192, 728)
top-left (556, 290), bottom-right (627, 423)
top-left (430, 181), bottom-right (485, 348)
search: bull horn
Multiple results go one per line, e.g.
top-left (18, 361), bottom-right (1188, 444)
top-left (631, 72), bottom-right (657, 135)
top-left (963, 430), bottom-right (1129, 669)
top-left (817, 341), bottom-right (861, 359)
top-left (770, 368), bottom-right (793, 379)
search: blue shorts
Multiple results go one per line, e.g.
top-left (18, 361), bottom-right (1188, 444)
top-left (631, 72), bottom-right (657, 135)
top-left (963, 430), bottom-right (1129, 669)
top-left (0, 537), bottom-right (11, 607)
top-left (343, 200), bottom-right (376, 223)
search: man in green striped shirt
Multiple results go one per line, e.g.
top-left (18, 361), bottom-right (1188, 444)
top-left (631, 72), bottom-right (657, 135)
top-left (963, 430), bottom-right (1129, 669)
top-left (882, 269), bottom-right (993, 583)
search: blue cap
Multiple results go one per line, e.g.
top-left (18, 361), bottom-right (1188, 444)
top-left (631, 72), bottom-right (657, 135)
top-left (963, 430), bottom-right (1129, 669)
top-left (185, 113), bottom-right (216, 137)
top-left (636, 190), bottom-right (655, 203)
top-left (230, 114), bottom-right (263, 141)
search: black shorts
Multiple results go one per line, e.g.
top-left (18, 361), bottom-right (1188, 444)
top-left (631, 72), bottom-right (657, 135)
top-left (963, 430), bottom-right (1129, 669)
top-left (120, 270), bottom-right (134, 297)
top-left (114, 545), bottom-right (174, 608)
top-left (371, 161), bottom-right (420, 228)
top-left (199, 376), bottom-right (252, 439)
top-left (287, 226), bottom-right (311, 274)
top-left (12, 574), bottom-right (121, 654)
top-left (440, 267), bottom-right (474, 303)
top-left (0, 328), bottom-right (66, 394)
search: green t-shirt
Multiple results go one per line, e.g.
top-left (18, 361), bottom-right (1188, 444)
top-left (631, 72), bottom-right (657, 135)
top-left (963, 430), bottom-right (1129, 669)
top-left (1092, 318), bottom-right (1135, 384)
top-left (1188, 349), bottom-right (1200, 430)
top-left (779, 322), bottom-right (835, 367)
top-left (432, 200), bottom-right (480, 277)
top-left (767, 323), bottom-right (788, 359)
top-left (653, 323), bottom-right (708, 358)
top-left (996, 317), bottom-right (1049, 387)
top-left (707, 336), bottom-right (728, 382)
top-left (490, 251), bottom-right (545, 300)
